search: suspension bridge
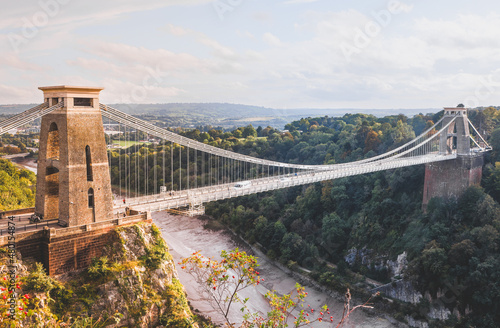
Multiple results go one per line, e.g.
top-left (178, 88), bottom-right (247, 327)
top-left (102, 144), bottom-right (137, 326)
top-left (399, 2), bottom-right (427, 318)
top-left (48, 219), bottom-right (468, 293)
top-left (0, 86), bottom-right (491, 223)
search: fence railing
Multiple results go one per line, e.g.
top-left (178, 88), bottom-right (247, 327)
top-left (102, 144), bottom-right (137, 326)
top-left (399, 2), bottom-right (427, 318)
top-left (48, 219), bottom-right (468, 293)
top-left (0, 219), bottom-right (60, 236)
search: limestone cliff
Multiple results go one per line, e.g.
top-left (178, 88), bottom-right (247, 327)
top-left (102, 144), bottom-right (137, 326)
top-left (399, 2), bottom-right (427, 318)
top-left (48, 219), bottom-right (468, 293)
top-left (0, 222), bottom-right (197, 327)
top-left (86, 222), bottom-right (196, 327)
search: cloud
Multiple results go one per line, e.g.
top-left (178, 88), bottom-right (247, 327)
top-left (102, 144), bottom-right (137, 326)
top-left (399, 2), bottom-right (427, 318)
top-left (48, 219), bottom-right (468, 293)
top-left (2, 2), bottom-right (500, 109)
top-left (414, 14), bottom-right (500, 50)
top-left (236, 30), bottom-right (255, 40)
top-left (163, 24), bottom-right (238, 59)
top-left (69, 43), bottom-right (189, 79)
top-left (99, 78), bottom-right (185, 104)
top-left (0, 55), bottom-right (45, 71)
top-left (0, 84), bottom-right (35, 104)
top-left (0, 0), bottom-right (216, 56)
top-left (263, 32), bottom-right (283, 47)
top-left (0, 0), bottom-right (214, 30)
top-left (164, 24), bottom-right (190, 37)
top-left (252, 12), bottom-right (273, 22)
top-left (66, 38), bottom-right (249, 103)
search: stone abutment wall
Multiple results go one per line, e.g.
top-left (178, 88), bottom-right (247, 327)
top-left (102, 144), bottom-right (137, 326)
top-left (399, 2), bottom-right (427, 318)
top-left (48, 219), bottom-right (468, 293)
top-left (0, 213), bottom-right (150, 275)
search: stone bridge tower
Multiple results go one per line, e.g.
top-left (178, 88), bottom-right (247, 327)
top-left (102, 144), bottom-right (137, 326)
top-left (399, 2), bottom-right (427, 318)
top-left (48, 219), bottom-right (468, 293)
top-left (438, 107), bottom-right (471, 155)
top-left (35, 86), bottom-right (113, 226)
top-left (422, 107), bottom-right (483, 210)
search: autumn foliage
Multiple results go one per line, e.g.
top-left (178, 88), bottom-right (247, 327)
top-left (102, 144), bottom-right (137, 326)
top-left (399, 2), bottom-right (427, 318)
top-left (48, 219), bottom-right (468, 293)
top-left (180, 248), bottom-right (374, 328)
top-left (180, 248), bottom-right (263, 326)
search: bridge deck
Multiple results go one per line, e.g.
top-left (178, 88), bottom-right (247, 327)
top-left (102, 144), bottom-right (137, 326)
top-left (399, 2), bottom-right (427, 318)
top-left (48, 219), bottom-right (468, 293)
top-left (118, 153), bottom-right (457, 213)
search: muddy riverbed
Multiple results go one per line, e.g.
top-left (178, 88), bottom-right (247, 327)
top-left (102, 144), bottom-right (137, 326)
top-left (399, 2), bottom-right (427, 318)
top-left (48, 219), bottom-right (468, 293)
top-left (153, 212), bottom-right (400, 328)
top-left (6, 154), bottom-right (37, 173)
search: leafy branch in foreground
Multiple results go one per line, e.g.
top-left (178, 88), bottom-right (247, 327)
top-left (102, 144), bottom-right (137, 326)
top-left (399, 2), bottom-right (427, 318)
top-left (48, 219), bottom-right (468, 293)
top-left (180, 248), bottom-right (375, 327)
top-left (180, 248), bottom-right (263, 327)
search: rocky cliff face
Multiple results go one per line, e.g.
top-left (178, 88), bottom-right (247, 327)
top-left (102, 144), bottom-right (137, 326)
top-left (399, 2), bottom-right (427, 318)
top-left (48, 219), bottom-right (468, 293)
top-left (87, 222), bottom-right (196, 327)
top-left (345, 247), bottom-right (457, 327)
top-left (0, 222), bottom-right (197, 327)
top-left (345, 247), bottom-right (408, 278)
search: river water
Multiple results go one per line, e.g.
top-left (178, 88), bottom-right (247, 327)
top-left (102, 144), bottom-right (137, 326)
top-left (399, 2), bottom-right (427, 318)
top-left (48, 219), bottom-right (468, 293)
top-left (153, 212), bottom-right (399, 328)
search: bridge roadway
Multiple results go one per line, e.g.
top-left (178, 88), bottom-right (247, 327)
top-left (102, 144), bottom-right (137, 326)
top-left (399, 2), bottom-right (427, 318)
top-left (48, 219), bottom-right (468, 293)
top-left (115, 152), bottom-right (457, 214)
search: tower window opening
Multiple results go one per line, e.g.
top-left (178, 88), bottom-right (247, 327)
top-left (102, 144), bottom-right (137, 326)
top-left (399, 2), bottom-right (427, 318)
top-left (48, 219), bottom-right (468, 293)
top-left (85, 145), bottom-right (93, 181)
top-left (74, 98), bottom-right (93, 107)
top-left (47, 122), bottom-right (59, 159)
top-left (88, 188), bottom-right (94, 208)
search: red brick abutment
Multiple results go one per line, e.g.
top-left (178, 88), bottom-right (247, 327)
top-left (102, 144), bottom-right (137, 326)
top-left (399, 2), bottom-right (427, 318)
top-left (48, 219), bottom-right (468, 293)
top-left (422, 153), bottom-right (484, 211)
top-left (0, 212), bottom-right (150, 275)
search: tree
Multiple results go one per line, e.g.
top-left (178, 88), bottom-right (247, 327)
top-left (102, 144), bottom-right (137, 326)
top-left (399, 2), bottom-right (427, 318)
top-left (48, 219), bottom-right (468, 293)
top-left (484, 162), bottom-right (500, 202)
top-left (180, 248), bottom-right (262, 327)
top-left (280, 232), bottom-right (305, 264)
top-left (364, 130), bottom-right (381, 153)
top-left (391, 120), bottom-right (416, 145)
top-left (448, 239), bottom-right (475, 266)
top-left (232, 129), bottom-right (243, 138)
top-left (321, 213), bottom-right (350, 260)
top-left (181, 249), bottom-right (375, 328)
top-left (242, 125), bottom-right (257, 138)
top-left (488, 128), bottom-right (500, 162)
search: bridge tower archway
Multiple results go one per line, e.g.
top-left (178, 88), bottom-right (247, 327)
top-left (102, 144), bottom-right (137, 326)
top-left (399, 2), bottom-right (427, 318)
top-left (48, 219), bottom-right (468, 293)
top-left (35, 86), bottom-right (113, 226)
top-left (438, 107), bottom-right (471, 155)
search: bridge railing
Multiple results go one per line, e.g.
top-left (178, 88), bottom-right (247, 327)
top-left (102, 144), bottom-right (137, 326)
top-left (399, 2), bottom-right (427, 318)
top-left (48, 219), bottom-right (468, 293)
top-left (0, 219), bottom-right (60, 236)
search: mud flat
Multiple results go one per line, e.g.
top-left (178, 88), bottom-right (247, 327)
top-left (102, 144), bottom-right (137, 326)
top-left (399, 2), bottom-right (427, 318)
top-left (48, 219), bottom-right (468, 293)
top-left (153, 212), bottom-right (399, 328)
top-left (6, 154), bottom-right (37, 173)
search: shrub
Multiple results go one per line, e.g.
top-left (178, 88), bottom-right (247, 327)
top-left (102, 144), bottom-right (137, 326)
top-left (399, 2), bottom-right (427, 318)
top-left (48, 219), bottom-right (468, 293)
top-left (88, 256), bottom-right (112, 279)
top-left (143, 243), bottom-right (168, 269)
top-left (24, 262), bottom-right (56, 292)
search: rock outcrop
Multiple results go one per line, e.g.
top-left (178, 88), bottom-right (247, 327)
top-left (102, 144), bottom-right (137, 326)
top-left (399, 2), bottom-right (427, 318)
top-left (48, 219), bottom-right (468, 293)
top-left (345, 247), bottom-right (455, 327)
top-left (0, 222), bottom-right (197, 327)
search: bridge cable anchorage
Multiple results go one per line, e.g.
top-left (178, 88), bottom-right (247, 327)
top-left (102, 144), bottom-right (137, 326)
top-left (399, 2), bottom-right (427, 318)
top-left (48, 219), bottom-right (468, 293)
top-left (99, 103), bottom-right (448, 171)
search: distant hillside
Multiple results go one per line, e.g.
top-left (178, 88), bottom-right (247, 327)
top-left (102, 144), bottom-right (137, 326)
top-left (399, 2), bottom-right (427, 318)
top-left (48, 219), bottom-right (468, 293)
top-left (0, 102), bottom-right (437, 129)
top-left (0, 104), bottom-right (38, 114)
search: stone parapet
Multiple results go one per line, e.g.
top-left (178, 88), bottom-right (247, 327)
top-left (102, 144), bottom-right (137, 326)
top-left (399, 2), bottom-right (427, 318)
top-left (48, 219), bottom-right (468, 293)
top-left (0, 208), bottom-right (35, 219)
top-left (0, 212), bottom-right (150, 275)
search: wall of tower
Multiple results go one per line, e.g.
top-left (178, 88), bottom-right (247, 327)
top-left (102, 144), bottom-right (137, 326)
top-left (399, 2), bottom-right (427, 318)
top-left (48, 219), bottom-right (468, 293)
top-left (65, 109), bottom-right (114, 226)
top-left (422, 154), bottom-right (483, 211)
top-left (35, 111), bottom-right (68, 221)
top-left (35, 89), bottom-right (113, 226)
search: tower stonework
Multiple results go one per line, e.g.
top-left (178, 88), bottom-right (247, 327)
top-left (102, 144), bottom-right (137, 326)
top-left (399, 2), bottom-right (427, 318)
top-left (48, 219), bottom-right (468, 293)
top-left (422, 107), bottom-right (483, 211)
top-left (439, 107), bottom-right (471, 156)
top-left (422, 154), bottom-right (483, 211)
top-left (35, 86), bottom-right (113, 226)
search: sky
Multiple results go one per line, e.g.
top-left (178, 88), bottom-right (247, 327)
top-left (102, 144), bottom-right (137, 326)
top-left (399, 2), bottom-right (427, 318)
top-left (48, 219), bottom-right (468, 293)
top-left (2, 0), bottom-right (500, 112)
